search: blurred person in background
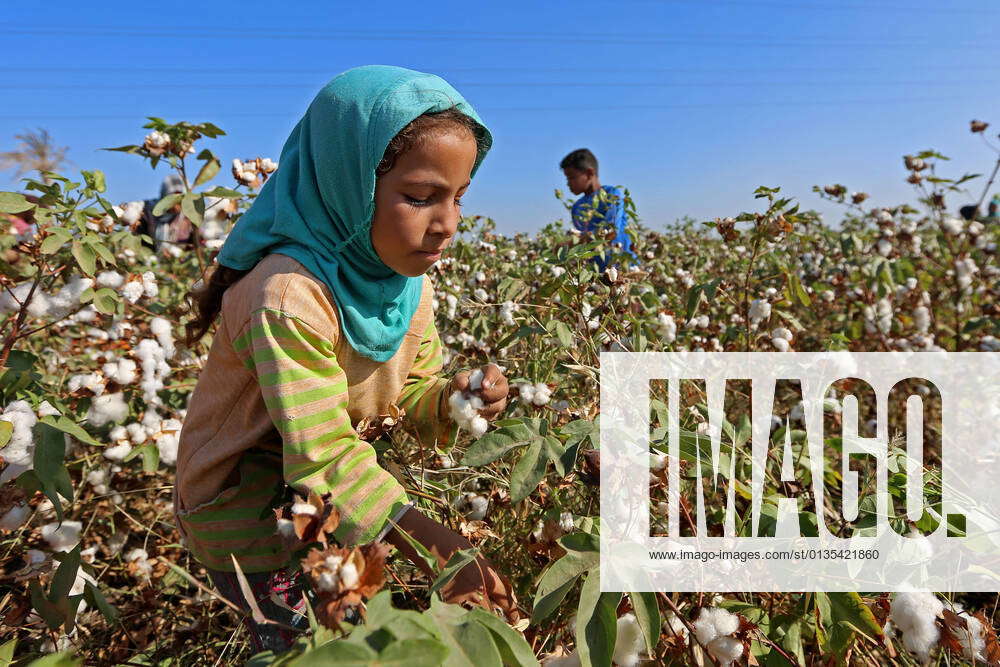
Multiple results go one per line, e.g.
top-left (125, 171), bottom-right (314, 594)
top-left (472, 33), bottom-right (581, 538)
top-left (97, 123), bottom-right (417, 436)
top-left (142, 173), bottom-right (193, 252)
top-left (559, 147), bottom-right (638, 272)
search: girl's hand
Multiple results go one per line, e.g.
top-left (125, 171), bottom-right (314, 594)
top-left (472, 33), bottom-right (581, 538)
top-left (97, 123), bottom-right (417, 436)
top-left (385, 509), bottom-right (521, 622)
top-left (450, 363), bottom-right (508, 420)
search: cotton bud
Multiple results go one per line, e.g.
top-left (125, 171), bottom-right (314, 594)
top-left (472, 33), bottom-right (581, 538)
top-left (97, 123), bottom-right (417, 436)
top-left (823, 184), bottom-right (845, 197)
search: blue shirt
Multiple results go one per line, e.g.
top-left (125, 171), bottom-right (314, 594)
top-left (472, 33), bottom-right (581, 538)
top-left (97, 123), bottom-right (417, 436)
top-left (570, 185), bottom-right (638, 270)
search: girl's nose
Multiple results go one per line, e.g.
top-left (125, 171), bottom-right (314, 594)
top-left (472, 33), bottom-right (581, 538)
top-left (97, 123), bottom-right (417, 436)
top-left (430, 204), bottom-right (460, 238)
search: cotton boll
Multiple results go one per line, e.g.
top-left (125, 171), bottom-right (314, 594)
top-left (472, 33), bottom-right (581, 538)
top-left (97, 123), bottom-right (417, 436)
top-left (41, 520), bottom-right (83, 552)
top-left (149, 317), bottom-right (176, 358)
top-left (469, 415), bottom-right (489, 438)
top-left (155, 432), bottom-right (179, 466)
top-left (141, 271), bottom-right (158, 298)
top-left (121, 280), bottom-right (144, 304)
top-left (890, 591), bottom-right (943, 662)
top-left (663, 612), bottom-right (689, 640)
top-left (37, 401), bottom-right (60, 418)
top-left (693, 607), bottom-right (740, 645)
top-left (518, 383), bottom-right (537, 404)
top-left (86, 468), bottom-right (109, 495)
top-left (456, 493), bottom-right (488, 520)
top-left (68, 372), bottom-right (105, 396)
top-left (558, 511), bottom-right (575, 533)
top-left (707, 636), bottom-right (744, 666)
top-left (612, 613), bottom-right (646, 667)
top-left (47, 276), bottom-right (94, 318)
top-left (339, 561), bottom-right (360, 589)
top-left (102, 358), bottom-right (138, 386)
top-left (125, 422), bottom-right (147, 444)
top-left (126, 548), bottom-right (154, 579)
top-left (771, 337), bottom-right (790, 352)
top-left (96, 271), bottom-right (125, 289)
top-left (656, 313), bottom-right (676, 343)
top-left (650, 453), bottom-right (667, 471)
top-left (748, 299), bottom-right (771, 327)
top-left (532, 383), bottom-right (552, 406)
top-left (87, 392), bottom-right (129, 427)
top-left (0, 503), bottom-right (30, 530)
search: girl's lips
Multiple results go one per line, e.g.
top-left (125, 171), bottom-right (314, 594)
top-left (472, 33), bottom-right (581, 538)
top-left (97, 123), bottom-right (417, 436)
top-left (418, 249), bottom-right (443, 260)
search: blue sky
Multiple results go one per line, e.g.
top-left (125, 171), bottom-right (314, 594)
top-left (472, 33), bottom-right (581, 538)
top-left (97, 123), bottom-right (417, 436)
top-left (3, 1), bottom-right (998, 234)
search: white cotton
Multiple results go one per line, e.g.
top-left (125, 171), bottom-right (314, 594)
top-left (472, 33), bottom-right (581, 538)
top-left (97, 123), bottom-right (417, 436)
top-left (141, 409), bottom-right (162, 433)
top-left (291, 502), bottom-right (317, 516)
top-left (890, 591), bottom-right (943, 662)
top-left (499, 301), bottom-right (518, 326)
top-left (69, 566), bottom-right (96, 598)
top-left (0, 401), bottom-right (38, 481)
top-left (612, 613), bottom-right (646, 667)
top-left (109, 425), bottom-right (128, 442)
top-left (558, 512), bottom-right (574, 533)
top-left (771, 327), bottom-right (792, 341)
top-left (541, 652), bottom-right (580, 667)
top-left (663, 612), bottom-right (689, 639)
top-left (457, 493), bottom-right (488, 520)
top-left (876, 239), bottom-right (892, 257)
top-left (551, 266), bottom-right (566, 278)
top-left (475, 271), bottom-right (487, 283)
top-left (748, 299), bottom-right (771, 327)
top-left (103, 358), bottom-right (138, 386)
top-left (121, 280), bottom-right (145, 304)
top-left (104, 442), bottom-right (132, 461)
top-left (86, 392), bottom-right (129, 427)
top-left (518, 383), bottom-right (537, 404)
top-left (956, 611), bottom-right (986, 662)
top-left (707, 636), bottom-right (744, 666)
top-left (469, 368), bottom-right (484, 392)
top-left (650, 453), bottom-right (667, 471)
top-left (120, 201), bottom-right (144, 225)
top-left (141, 271), bottom-right (158, 298)
top-left (470, 415), bottom-right (489, 438)
top-left (36, 401), bottom-right (60, 418)
top-left (126, 547), bottom-right (153, 579)
top-left (532, 382), bottom-right (552, 406)
top-left (149, 317), bottom-right (175, 358)
top-left (68, 372), bottom-right (105, 396)
top-left (605, 267), bottom-right (619, 283)
top-left (339, 561), bottom-right (359, 589)
top-left (96, 271), bottom-right (125, 289)
top-left (941, 217), bottom-right (964, 236)
top-left (125, 422), bottom-right (148, 444)
top-left (135, 339), bottom-right (169, 405)
top-left (0, 503), bottom-right (30, 530)
top-left (276, 518), bottom-right (296, 539)
top-left (86, 468), bottom-right (109, 495)
top-left (771, 337), bottom-right (790, 352)
top-left (41, 520), bottom-right (83, 552)
top-left (47, 276), bottom-right (94, 318)
top-left (693, 607), bottom-right (740, 645)
top-left (656, 313), bottom-right (676, 343)
top-left (155, 433), bottom-right (178, 466)
top-left (473, 287), bottom-right (489, 301)
top-left (913, 306), bottom-right (930, 334)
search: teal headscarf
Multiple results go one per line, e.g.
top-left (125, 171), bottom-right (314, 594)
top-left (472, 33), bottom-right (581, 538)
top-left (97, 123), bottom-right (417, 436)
top-left (217, 65), bottom-right (492, 361)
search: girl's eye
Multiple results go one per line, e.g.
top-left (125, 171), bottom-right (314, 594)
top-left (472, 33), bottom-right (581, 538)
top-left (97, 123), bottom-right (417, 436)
top-left (455, 197), bottom-right (464, 207)
top-left (405, 195), bottom-right (431, 207)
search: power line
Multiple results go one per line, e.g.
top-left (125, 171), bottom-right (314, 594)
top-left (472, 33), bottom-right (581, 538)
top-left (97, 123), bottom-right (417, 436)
top-left (638, 0), bottom-right (998, 14)
top-left (0, 80), bottom-right (991, 91)
top-left (5, 27), bottom-right (993, 49)
top-left (0, 95), bottom-right (969, 121)
top-left (0, 64), bottom-right (995, 75)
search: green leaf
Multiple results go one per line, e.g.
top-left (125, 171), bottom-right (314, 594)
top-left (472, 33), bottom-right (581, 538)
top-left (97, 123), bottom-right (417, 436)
top-left (92, 287), bottom-right (118, 315)
top-left (49, 547), bottom-right (81, 601)
top-left (194, 150), bottom-right (221, 187)
top-left (377, 639), bottom-right (450, 666)
top-left (202, 186), bottom-right (243, 198)
top-left (71, 240), bottom-right (96, 275)
top-left (509, 438), bottom-right (548, 503)
top-left (531, 543), bottom-right (600, 623)
top-left (124, 442), bottom-right (159, 473)
top-left (152, 192), bottom-right (183, 217)
top-left (29, 580), bottom-right (65, 630)
top-left (429, 598), bottom-right (503, 667)
top-left (575, 573), bottom-right (620, 667)
top-left (181, 192), bottom-right (205, 227)
top-left (815, 591), bottom-right (883, 659)
top-left (84, 581), bottom-right (119, 623)
top-left (25, 652), bottom-right (81, 667)
top-left (41, 415), bottom-right (101, 448)
top-left (82, 170), bottom-right (106, 193)
top-left (429, 547), bottom-right (479, 597)
top-left (40, 233), bottom-right (68, 255)
top-left (0, 192), bottom-right (34, 214)
top-left (467, 608), bottom-right (540, 667)
top-left (33, 423), bottom-right (73, 517)
top-left (553, 321), bottom-right (573, 348)
top-left (291, 641), bottom-right (376, 666)
top-left (0, 638), bottom-right (16, 667)
top-left (90, 241), bottom-right (116, 267)
top-left (461, 422), bottom-right (535, 467)
top-left (629, 592), bottom-right (661, 656)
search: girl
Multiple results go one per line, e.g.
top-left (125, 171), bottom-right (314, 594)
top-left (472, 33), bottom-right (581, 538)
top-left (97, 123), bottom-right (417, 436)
top-left (173, 65), bottom-right (518, 652)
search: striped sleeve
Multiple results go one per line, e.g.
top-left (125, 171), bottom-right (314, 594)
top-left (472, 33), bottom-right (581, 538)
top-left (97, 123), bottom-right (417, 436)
top-left (233, 307), bottom-right (409, 546)
top-left (396, 317), bottom-right (459, 448)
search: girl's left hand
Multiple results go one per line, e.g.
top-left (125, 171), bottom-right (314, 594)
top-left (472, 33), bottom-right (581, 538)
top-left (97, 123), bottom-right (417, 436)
top-left (450, 363), bottom-right (508, 420)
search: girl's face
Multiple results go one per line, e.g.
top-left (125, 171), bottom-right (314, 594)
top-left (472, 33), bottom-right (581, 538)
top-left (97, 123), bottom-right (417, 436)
top-left (371, 128), bottom-right (479, 277)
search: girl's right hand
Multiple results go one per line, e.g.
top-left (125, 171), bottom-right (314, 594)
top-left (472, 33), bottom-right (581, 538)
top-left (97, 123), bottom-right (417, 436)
top-left (385, 508), bottom-right (521, 622)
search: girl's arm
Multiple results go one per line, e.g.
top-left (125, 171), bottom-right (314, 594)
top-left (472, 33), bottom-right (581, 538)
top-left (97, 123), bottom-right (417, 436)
top-left (395, 318), bottom-right (459, 448)
top-left (235, 306), bottom-right (409, 546)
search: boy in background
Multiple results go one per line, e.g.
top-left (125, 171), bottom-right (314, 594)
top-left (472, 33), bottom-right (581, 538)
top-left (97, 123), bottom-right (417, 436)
top-left (560, 148), bottom-right (638, 271)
